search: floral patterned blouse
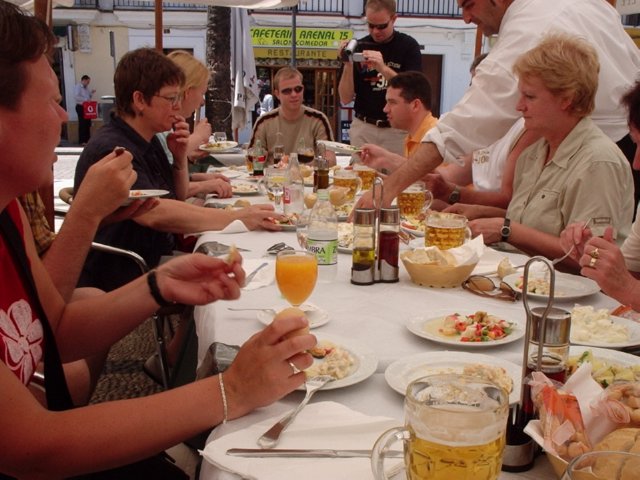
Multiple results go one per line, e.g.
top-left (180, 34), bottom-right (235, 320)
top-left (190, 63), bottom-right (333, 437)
top-left (0, 200), bottom-right (43, 385)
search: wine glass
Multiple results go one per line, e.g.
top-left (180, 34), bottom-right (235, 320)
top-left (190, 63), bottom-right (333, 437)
top-left (261, 166), bottom-right (289, 212)
top-left (213, 131), bottom-right (227, 143)
top-left (275, 250), bottom-right (317, 307)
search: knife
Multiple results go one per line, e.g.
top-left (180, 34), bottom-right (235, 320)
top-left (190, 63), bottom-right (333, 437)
top-left (226, 448), bottom-right (403, 458)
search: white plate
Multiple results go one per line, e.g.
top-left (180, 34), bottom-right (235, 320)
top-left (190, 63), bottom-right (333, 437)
top-left (207, 169), bottom-right (242, 179)
top-left (232, 184), bottom-right (260, 196)
top-left (199, 141), bottom-right (239, 153)
top-left (569, 346), bottom-right (640, 384)
top-left (384, 351), bottom-right (522, 404)
top-left (301, 333), bottom-right (377, 391)
top-left (256, 303), bottom-right (330, 329)
top-left (400, 222), bottom-right (425, 238)
top-left (317, 140), bottom-right (362, 155)
top-left (570, 315), bottom-right (640, 349)
top-left (406, 313), bottom-right (525, 348)
top-left (122, 189), bottom-right (169, 206)
top-left (503, 272), bottom-right (600, 301)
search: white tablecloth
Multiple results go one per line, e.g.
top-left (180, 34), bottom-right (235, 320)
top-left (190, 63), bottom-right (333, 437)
top-left (194, 185), bottom-right (618, 480)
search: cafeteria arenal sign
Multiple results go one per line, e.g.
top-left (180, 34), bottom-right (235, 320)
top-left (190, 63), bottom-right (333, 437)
top-left (251, 27), bottom-right (352, 49)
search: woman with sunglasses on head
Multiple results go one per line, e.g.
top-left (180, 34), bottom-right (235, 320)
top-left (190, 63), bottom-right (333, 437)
top-left (560, 81), bottom-right (640, 308)
top-left (338, 0), bottom-right (422, 156)
top-left (0, 2), bottom-right (315, 477)
top-left (75, 48), bottom-right (283, 293)
top-left (248, 66), bottom-right (335, 165)
top-left (445, 33), bottom-right (634, 269)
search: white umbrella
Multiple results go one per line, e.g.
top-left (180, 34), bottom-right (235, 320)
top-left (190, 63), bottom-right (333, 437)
top-left (230, 8), bottom-right (260, 130)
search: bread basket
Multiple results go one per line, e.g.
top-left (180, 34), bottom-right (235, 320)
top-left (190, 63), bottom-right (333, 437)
top-left (400, 250), bottom-right (477, 288)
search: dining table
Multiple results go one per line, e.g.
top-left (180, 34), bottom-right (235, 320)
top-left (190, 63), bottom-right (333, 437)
top-left (191, 163), bottom-right (624, 480)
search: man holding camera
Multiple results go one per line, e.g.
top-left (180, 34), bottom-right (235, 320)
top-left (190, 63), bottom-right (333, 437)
top-left (338, 0), bottom-right (422, 156)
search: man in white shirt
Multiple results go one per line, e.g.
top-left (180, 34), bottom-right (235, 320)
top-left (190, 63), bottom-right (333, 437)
top-left (74, 74), bottom-right (95, 145)
top-left (356, 0), bottom-right (640, 208)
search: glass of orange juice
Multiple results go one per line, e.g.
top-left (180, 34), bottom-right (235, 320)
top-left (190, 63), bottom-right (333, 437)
top-left (275, 250), bottom-right (318, 306)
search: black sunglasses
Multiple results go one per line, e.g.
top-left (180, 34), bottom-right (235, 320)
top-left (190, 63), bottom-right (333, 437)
top-left (462, 275), bottom-right (519, 302)
top-left (367, 21), bottom-right (390, 30)
top-left (279, 85), bottom-right (304, 95)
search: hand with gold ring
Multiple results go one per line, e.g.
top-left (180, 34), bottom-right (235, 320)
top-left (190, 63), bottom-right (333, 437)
top-left (590, 247), bottom-right (600, 260)
top-left (589, 256), bottom-right (597, 268)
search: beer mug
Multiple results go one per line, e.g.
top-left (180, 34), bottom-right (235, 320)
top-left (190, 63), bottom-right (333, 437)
top-left (332, 169), bottom-right (362, 201)
top-left (397, 181), bottom-right (434, 219)
top-left (371, 374), bottom-right (509, 480)
top-left (354, 164), bottom-right (377, 191)
top-left (425, 211), bottom-right (472, 250)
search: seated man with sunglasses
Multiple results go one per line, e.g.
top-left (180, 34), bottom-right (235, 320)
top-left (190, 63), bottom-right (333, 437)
top-left (248, 66), bottom-right (336, 165)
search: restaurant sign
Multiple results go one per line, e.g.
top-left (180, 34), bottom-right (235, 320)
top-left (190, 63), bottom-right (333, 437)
top-left (251, 27), bottom-right (352, 49)
top-left (253, 47), bottom-right (339, 60)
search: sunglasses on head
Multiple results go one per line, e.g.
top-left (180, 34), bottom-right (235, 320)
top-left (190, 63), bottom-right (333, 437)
top-left (279, 85), bottom-right (304, 95)
top-left (462, 275), bottom-right (520, 302)
top-left (367, 21), bottom-right (390, 30)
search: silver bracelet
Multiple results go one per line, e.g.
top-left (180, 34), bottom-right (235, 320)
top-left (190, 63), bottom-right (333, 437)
top-left (219, 372), bottom-right (228, 424)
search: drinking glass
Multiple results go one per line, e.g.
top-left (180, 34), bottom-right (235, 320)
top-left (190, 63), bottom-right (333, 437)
top-left (354, 164), bottom-right (376, 191)
top-left (425, 211), bottom-right (472, 250)
top-left (397, 181), bottom-right (434, 220)
top-left (275, 250), bottom-right (317, 307)
top-left (561, 450), bottom-right (640, 479)
top-left (260, 166), bottom-right (289, 211)
top-left (213, 131), bottom-right (227, 143)
top-left (372, 374), bottom-right (509, 480)
top-left (332, 169), bottom-right (362, 202)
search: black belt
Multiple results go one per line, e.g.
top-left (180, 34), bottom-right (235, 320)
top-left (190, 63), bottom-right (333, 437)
top-left (355, 113), bottom-right (390, 128)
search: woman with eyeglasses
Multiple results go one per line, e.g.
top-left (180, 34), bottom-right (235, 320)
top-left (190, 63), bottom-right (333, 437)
top-left (75, 48), bottom-right (283, 292)
top-left (445, 33), bottom-right (634, 269)
top-left (248, 66), bottom-right (335, 164)
top-left (560, 81), bottom-right (640, 308)
top-left (338, 0), bottom-right (422, 156)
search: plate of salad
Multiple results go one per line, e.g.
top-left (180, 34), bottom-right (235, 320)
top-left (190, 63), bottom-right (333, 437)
top-left (406, 310), bottom-right (525, 348)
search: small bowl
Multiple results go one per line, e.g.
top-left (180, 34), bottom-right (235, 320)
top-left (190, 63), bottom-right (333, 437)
top-left (400, 251), bottom-right (477, 288)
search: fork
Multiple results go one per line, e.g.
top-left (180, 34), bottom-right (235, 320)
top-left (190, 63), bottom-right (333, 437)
top-left (551, 217), bottom-right (593, 266)
top-left (257, 375), bottom-right (333, 448)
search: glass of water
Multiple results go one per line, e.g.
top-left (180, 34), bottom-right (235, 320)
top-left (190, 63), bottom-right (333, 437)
top-left (213, 131), bottom-right (227, 143)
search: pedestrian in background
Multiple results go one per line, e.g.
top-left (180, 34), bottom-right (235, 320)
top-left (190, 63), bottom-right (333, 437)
top-left (74, 74), bottom-right (95, 145)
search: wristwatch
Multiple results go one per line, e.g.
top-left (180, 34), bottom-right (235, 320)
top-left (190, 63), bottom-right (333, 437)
top-left (501, 218), bottom-right (512, 242)
top-left (448, 185), bottom-right (461, 204)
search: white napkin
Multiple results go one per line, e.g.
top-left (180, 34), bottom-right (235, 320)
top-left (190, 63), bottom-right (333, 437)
top-left (445, 234), bottom-right (485, 266)
top-left (220, 219), bottom-right (250, 234)
top-left (200, 401), bottom-right (398, 480)
top-left (242, 259), bottom-right (274, 290)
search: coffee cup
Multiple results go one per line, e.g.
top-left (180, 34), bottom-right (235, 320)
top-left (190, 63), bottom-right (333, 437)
top-left (371, 374), bottom-right (509, 480)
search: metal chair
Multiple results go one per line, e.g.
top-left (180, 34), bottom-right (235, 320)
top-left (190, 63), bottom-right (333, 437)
top-left (57, 187), bottom-right (188, 389)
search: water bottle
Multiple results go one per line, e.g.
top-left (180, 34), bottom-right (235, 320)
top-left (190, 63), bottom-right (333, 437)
top-left (306, 189), bottom-right (338, 282)
top-left (283, 153), bottom-right (304, 216)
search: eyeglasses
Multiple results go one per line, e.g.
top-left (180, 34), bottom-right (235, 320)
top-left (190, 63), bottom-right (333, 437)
top-left (154, 93), bottom-right (182, 107)
top-left (367, 21), bottom-right (390, 30)
top-left (462, 275), bottom-right (520, 302)
top-left (279, 85), bottom-right (304, 95)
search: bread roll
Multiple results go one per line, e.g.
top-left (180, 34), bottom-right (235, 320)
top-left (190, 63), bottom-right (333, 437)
top-left (274, 306), bottom-right (310, 340)
top-left (233, 199), bottom-right (251, 208)
top-left (593, 428), bottom-right (640, 479)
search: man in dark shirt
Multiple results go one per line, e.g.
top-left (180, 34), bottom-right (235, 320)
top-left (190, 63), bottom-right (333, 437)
top-left (338, 0), bottom-right (422, 156)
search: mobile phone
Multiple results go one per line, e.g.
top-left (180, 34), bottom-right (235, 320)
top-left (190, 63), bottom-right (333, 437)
top-left (352, 52), bottom-right (365, 62)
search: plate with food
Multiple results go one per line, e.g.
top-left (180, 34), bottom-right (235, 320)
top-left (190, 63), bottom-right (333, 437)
top-left (269, 213), bottom-right (300, 231)
top-left (199, 140), bottom-right (239, 153)
top-left (568, 346), bottom-right (640, 387)
top-left (384, 351), bottom-right (521, 404)
top-left (570, 305), bottom-right (640, 349)
top-left (256, 303), bottom-right (330, 329)
top-left (400, 219), bottom-right (425, 237)
top-left (122, 189), bottom-right (169, 206)
top-left (337, 222), bottom-right (354, 253)
top-left (317, 140), bottom-right (362, 155)
top-left (231, 183), bottom-right (260, 196)
top-left (333, 203), bottom-right (353, 221)
top-left (503, 271), bottom-right (600, 301)
top-left (406, 311), bottom-right (525, 347)
top-left (300, 333), bottom-right (377, 390)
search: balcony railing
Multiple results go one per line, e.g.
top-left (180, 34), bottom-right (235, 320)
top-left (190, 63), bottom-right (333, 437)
top-left (69, 0), bottom-right (462, 18)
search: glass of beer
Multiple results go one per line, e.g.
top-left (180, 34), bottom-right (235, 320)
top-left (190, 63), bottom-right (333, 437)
top-left (397, 182), bottom-right (433, 220)
top-left (332, 169), bottom-right (362, 201)
top-left (245, 148), bottom-right (254, 174)
top-left (354, 164), bottom-right (376, 191)
top-left (372, 374), bottom-right (509, 480)
top-left (425, 211), bottom-right (471, 250)
top-left (275, 250), bottom-right (318, 306)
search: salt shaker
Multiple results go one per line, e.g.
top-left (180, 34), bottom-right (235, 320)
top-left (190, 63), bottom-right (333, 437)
top-left (378, 207), bottom-right (400, 283)
top-left (351, 208), bottom-right (376, 285)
